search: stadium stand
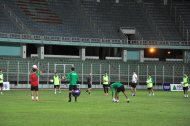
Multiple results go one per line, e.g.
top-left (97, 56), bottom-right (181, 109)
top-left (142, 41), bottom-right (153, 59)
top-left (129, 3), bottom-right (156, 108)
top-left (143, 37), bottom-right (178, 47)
top-left (168, 0), bottom-right (190, 40)
top-left (1, 0), bottom-right (186, 40)
top-left (0, 4), bottom-right (22, 33)
top-left (0, 0), bottom-right (190, 88)
top-left (143, 0), bottom-right (182, 40)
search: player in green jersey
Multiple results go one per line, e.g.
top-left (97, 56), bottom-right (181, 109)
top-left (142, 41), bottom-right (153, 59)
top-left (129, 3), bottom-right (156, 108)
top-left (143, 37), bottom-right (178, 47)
top-left (110, 82), bottom-right (130, 103)
top-left (66, 67), bottom-right (79, 102)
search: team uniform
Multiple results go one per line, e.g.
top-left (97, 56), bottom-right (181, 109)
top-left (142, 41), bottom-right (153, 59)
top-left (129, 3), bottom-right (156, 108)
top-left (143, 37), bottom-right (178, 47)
top-left (0, 71), bottom-right (4, 94)
top-left (102, 73), bottom-right (109, 95)
top-left (131, 72), bottom-right (138, 96)
top-left (53, 74), bottom-right (61, 94)
top-left (131, 73), bottom-right (138, 88)
top-left (67, 70), bottom-right (78, 102)
top-left (87, 76), bottom-right (92, 89)
top-left (146, 75), bottom-right (154, 96)
top-left (111, 82), bottom-right (125, 95)
top-left (30, 68), bottom-right (41, 101)
top-left (30, 71), bottom-right (40, 91)
top-left (86, 75), bottom-right (92, 95)
top-left (111, 82), bottom-right (129, 103)
top-left (182, 74), bottom-right (189, 98)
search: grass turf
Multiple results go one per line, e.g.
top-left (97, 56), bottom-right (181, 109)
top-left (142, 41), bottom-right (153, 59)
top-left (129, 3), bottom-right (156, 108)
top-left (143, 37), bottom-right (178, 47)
top-left (0, 90), bottom-right (190, 126)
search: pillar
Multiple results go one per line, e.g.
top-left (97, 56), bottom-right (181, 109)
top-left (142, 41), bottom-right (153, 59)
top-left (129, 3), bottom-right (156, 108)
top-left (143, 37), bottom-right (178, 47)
top-left (20, 44), bottom-right (26, 59)
top-left (140, 50), bottom-right (144, 62)
top-left (37, 45), bottom-right (44, 59)
top-left (122, 49), bottom-right (127, 62)
top-left (183, 50), bottom-right (189, 63)
top-left (80, 47), bottom-right (86, 61)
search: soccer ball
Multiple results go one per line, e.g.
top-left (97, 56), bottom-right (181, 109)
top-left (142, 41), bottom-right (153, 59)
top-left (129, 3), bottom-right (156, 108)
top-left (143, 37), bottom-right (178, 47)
top-left (72, 89), bottom-right (81, 97)
top-left (50, 79), bottom-right (53, 83)
top-left (32, 65), bottom-right (38, 69)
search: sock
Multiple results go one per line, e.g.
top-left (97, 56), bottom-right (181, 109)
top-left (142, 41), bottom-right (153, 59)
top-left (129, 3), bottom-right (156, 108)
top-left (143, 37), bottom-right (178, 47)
top-left (32, 96), bottom-right (34, 100)
top-left (106, 88), bottom-right (109, 94)
top-left (103, 87), bottom-right (106, 94)
top-left (75, 96), bottom-right (77, 102)
top-left (69, 93), bottom-right (72, 101)
top-left (36, 96), bottom-right (39, 100)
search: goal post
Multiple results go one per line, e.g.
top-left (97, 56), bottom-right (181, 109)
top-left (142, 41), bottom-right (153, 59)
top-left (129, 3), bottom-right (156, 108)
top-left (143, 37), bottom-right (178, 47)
top-left (54, 64), bottom-right (74, 76)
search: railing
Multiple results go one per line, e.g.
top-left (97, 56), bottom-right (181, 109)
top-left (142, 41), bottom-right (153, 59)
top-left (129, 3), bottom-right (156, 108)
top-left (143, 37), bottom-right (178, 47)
top-left (0, 32), bottom-right (190, 46)
top-left (0, 60), bottom-right (188, 89)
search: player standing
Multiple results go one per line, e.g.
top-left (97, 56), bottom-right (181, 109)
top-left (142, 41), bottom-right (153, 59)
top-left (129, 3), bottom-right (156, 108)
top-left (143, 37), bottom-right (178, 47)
top-left (111, 82), bottom-right (130, 103)
top-left (86, 73), bottom-right (92, 95)
top-left (30, 65), bottom-right (42, 101)
top-left (53, 72), bottom-right (61, 94)
top-left (66, 67), bottom-right (78, 102)
top-left (146, 74), bottom-right (154, 96)
top-left (182, 74), bottom-right (189, 98)
top-left (0, 69), bottom-right (4, 95)
top-left (131, 72), bottom-right (138, 96)
top-left (102, 72), bottom-right (109, 95)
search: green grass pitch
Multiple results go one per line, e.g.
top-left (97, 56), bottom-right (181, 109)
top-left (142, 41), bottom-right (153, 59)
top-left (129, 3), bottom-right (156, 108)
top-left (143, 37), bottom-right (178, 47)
top-left (0, 90), bottom-right (190, 126)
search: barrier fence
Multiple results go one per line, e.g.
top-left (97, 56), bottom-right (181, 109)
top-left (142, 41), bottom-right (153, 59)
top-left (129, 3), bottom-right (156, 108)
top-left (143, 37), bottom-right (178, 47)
top-left (0, 60), bottom-right (189, 89)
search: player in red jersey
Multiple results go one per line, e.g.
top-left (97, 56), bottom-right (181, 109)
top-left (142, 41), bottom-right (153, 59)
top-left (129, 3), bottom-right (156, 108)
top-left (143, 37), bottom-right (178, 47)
top-left (30, 65), bottom-right (42, 101)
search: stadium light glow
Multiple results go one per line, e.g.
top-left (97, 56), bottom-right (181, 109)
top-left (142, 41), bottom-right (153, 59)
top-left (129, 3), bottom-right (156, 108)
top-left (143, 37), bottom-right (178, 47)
top-left (149, 48), bottom-right (156, 53)
top-left (167, 51), bottom-right (171, 55)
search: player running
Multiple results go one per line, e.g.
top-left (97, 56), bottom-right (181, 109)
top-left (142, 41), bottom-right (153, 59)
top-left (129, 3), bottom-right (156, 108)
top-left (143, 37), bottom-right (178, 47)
top-left (110, 82), bottom-right (130, 103)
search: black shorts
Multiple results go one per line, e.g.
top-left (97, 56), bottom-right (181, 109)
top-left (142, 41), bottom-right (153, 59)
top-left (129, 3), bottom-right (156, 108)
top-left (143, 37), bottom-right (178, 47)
top-left (54, 85), bottom-right (60, 88)
top-left (116, 85), bottom-right (125, 92)
top-left (31, 86), bottom-right (38, 91)
top-left (183, 87), bottom-right (188, 91)
top-left (69, 85), bottom-right (77, 91)
top-left (131, 83), bottom-right (137, 88)
top-left (147, 87), bottom-right (152, 90)
top-left (88, 84), bottom-right (92, 88)
top-left (103, 84), bottom-right (109, 88)
top-left (0, 83), bottom-right (3, 87)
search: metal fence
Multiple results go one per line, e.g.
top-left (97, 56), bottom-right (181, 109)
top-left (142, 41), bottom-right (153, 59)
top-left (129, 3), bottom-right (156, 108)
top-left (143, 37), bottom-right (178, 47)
top-left (0, 60), bottom-right (189, 89)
